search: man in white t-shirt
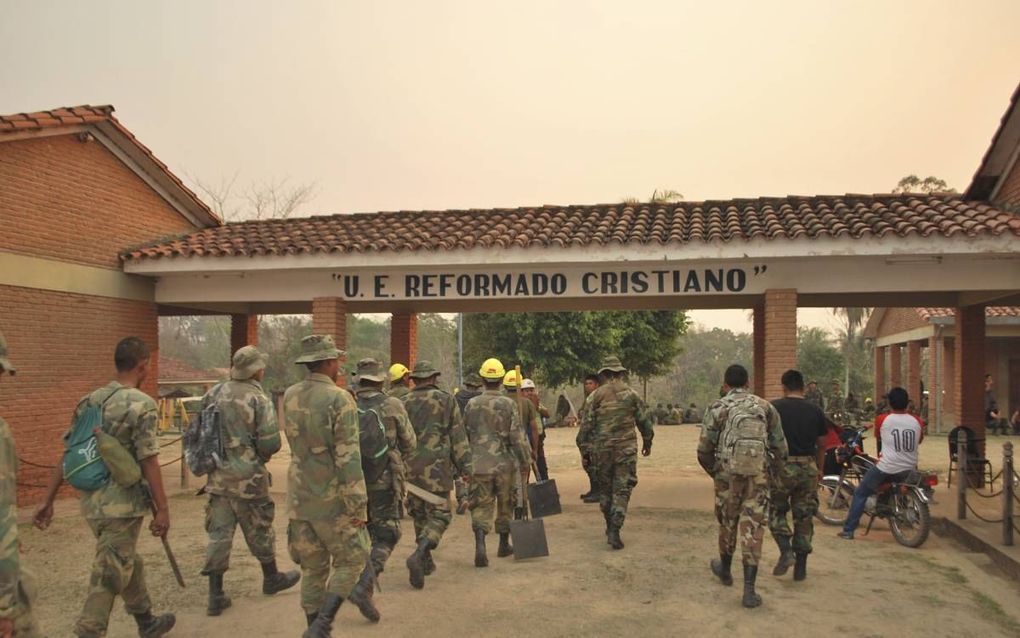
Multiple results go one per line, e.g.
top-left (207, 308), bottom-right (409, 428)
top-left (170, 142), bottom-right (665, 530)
top-left (838, 387), bottom-right (924, 539)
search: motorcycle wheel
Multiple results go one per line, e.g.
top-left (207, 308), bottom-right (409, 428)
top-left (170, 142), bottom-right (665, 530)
top-left (816, 477), bottom-right (853, 525)
top-left (889, 490), bottom-right (931, 548)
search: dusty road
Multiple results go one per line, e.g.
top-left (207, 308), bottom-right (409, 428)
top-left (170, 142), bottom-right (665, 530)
top-left (19, 427), bottom-right (1020, 637)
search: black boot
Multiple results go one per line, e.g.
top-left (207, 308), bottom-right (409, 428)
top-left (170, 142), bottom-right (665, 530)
top-left (607, 526), bottom-right (624, 550)
top-left (742, 564), bottom-right (762, 608)
top-left (305, 612), bottom-right (318, 627)
top-left (423, 548), bottom-right (436, 575)
top-left (793, 552), bottom-right (808, 581)
top-left (261, 559), bottom-right (301, 595)
top-left (206, 572), bottom-right (232, 616)
top-left (369, 546), bottom-right (388, 577)
top-left (497, 532), bottom-right (513, 558)
top-left (474, 528), bottom-right (488, 567)
top-left (348, 566), bottom-right (380, 623)
top-left (710, 553), bottom-right (733, 586)
top-left (302, 593), bottom-right (343, 638)
top-left (772, 535), bottom-right (795, 577)
top-left (603, 510), bottom-right (612, 542)
top-left (134, 611), bottom-right (176, 638)
top-left (406, 537), bottom-right (431, 589)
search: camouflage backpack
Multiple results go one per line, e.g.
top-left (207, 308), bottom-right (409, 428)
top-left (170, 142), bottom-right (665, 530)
top-left (358, 407), bottom-right (391, 484)
top-left (718, 397), bottom-right (769, 477)
top-left (62, 387), bottom-right (123, 491)
top-left (184, 383), bottom-right (227, 477)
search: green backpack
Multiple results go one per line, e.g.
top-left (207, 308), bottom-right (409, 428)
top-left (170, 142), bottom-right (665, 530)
top-left (63, 388), bottom-right (122, 491)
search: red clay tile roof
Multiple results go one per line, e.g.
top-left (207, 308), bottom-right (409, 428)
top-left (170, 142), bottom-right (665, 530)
top-left (0, 105), bottom-right (220, 227)
top-left (916, 307), bottom-right (1020, 321)
top-left (158, 355), bottom-right (225, 384)
top-left (122, 194), bottom-right (1020, 261)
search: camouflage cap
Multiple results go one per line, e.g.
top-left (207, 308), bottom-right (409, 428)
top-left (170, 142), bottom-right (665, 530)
top-left (356, 357), bottom-right (386, 383)
top-left (0, 328), bottom-right (15, 375)
top-left (463, 372), bottom-right (483, 387)
top-left (598, 355), bottom-right (627, 374)
top-left (409, 359), bottom-right (441, 379)
top-left (294, 334), bottom-right (345, 364)
top-left (231, 345), bottom-right (267, 380)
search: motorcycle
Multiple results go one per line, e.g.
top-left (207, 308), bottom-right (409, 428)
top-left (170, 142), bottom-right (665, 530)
top-left (816, 427), bottom-right (938, 548)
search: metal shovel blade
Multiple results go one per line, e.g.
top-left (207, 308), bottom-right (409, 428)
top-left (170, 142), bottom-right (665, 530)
top-left (509, 518), bottom-right (549, 560)
top-left (527, 479), bottom-right (562, 518)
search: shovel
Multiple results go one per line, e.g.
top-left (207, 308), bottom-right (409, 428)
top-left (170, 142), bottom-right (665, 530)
top-left (510, 463), bottom-right (549, 560)
top-left (527, 463), bottom-right (562, 519)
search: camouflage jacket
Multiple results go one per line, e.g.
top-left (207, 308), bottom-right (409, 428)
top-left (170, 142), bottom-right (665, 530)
top-left (0, 417), bottom-right (21, 620)
top-left (355, 388), bottom-right (417, 491)
top-left (387, 384), bottom-right (411, 400)
top-left (283, 373), bottom-right (367, 522)
top-left (589, 379), bottom-right (654, 446)
top-left (698, 388), bottom-right (787, 477)
top-left (464, 390), bottom-right (532, 475)
top-left (69, 382), bottom-right (159, 520)
top-left (203, 379), bottom-right (280, 500)
top-left (454, 387), bottom-right (481, 417)
top-left (576, 392), bottom-right (596, 449)
top-left (826, 392), bottom-right (845, 416)
top-left (507, 391), bottom-right (543, 443)
top-left (804, 388), bottom-right (824, 411)
top-left (403, 383), bottom-right (473, 492)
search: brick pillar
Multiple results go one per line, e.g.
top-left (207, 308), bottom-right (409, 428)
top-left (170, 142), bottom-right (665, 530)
top-left (889, 345), bottom-right (902, 387)
top-left (874, 345), bottom-right (886, 400)
top-left (390, 312), bottom-right (418, 370)
top-left (752, 304), bottom-right (765, 397)
top-left (943, 337), bottom-right (956, 421)
top-left (927, 335), bottom-right (940, 430)
top-left (762, 289), bottom-right (797, 399)
top-left (906, 340), bottom-right (922, 407)
top-left (230, 313), bottom-right (259, 356)
top-left (312, 297), bottom-right (348, 386)
top-left (954, 306), bottom-right (986, 452)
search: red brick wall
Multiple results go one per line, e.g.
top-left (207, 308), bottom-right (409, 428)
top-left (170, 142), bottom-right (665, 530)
top-left (311, 297), bottom-right (348, 386)
top-left (763, 289), bottom-right (797, 400)
top-left (954, 307), bottom-right (986, 448)
top-left (0, 134), bottom-right (197, 269)
top-left (390, 312), bottom-right (418, 370)
top-left (0, 284), bottom-right (159, 503)
top-left (875, 308), bottom-right (927, 338)
top-left (994, 154), bottom-right (1020, 209)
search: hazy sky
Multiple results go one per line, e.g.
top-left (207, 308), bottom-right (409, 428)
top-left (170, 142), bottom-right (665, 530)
top-left (2, 1), bottom-right (1017, 333)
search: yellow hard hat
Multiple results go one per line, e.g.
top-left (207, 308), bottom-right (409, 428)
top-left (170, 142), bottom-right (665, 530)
top-left (389, 363), bottom-right (409, 383)
top-left (479, 358), bottom-right (506, 380)
top-left (503, 370), bottom-right (520, 388)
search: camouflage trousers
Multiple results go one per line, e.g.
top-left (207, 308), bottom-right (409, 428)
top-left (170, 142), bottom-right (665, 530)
top-left (714, 474), bottom-right (769, 566)
top-left (593, 439), bottom-right (638, 529)
top-left (202, 494), bottom-right (277, 575)
top-left (3, 571), bottom-right (41, 638)
top-left (407, 490), bottom-right (452, 547)
top-left (366, 487), bottom-right (401, 575)
top-left (75, 517), bottom-right (152, 636)
top-left (454, 478), bottom-right (469, 512)
top-left (469, 469), bottom-right (514, 534)
top-left (287, 518), bottom-right (370, 614)
top-left (768, 457), bottom-right (819, 554)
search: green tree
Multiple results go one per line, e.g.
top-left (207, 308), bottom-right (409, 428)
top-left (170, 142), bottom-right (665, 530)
top-left (892, 175), bottom-right (956, 194)
top-left (618, 311), bottom-right (689, 399)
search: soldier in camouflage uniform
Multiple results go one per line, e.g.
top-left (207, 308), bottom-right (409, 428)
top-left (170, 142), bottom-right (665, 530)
top-left (452, 374), bottom-right (484, 514)
top-left (283, 335), bottom-right (371, 638)
top-left (0, 329), bottom-right (42, 638)
top-left (402, 361), bottom-right (473, 590)
top-left (589, 356), bottom-right (653, 550)
top-left (698, 364), bottom-right (787, 609)
top-left (502, 370), bottom-right (541, 472)
top-left (387, 363), bottom-right (411, 400)
top-left (804, 381), bottom-right (824, 412)
top-left (34, 337), bottom-right (175, 637)
top-left (825, 380), bottom-right (845, 424)
top-left (201, 346), bottom-right (299, 617)
top-left (576, 374), bottom-right (600, 503)
top-left (465, 358), bottom-right (532, 566)
top-left (350, 358), bottom-right (417, 622)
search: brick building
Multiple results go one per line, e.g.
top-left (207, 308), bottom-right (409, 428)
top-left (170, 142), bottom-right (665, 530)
top-left (0, 106), bottom-right (220, 497)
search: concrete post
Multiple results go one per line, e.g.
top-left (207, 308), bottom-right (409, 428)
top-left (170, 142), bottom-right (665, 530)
top-left (762, 289), bottom-right (797, 400)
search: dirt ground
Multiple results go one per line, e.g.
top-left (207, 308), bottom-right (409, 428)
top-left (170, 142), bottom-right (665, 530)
top-left (18, 427), bottom-right (1020, 637)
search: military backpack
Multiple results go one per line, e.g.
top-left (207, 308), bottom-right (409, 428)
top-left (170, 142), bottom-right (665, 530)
top-left (718, 398), bottom-right (769, 477)
top-left (62, 387), bottom-right (123, 491)
top-left (358, 406), bottom-right (391, 484)
top-left (184, 383), bottom-right (227, 477)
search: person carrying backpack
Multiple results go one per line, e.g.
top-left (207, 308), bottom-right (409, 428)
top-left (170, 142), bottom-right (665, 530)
top-left (698, 364), bottom-right (787, 609)
top-left (200, 345), bottom-right (300, 617)
top-left (349, 358), bottom-right (417, 623)
top-left (33, 337), bottom-right (176, 638)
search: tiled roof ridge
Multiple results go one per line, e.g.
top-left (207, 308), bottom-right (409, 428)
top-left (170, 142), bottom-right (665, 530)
top-left (121, 193), bottom-right (1020, 262)
top-left (915, 307), bottom-right (1020, 321)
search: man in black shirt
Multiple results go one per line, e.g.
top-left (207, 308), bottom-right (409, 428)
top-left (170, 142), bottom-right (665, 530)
top-left (768, 369), bottom-right (827, 582)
